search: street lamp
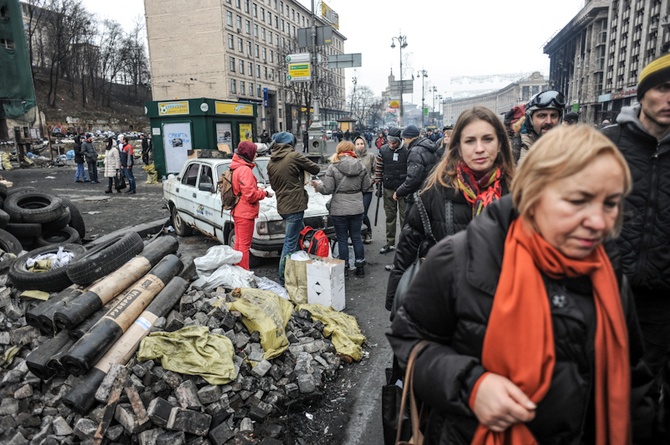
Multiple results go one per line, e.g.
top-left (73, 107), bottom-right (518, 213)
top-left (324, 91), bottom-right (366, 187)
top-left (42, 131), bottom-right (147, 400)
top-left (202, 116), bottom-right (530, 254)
top-left (391, 33), bottom-right (408, 124)
top-left (429, 86), bottom-right (437, 125)
top-left (417, 69), bottom-right (428, 127)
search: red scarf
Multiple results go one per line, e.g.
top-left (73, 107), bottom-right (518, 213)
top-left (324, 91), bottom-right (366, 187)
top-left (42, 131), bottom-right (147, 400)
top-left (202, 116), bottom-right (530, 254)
top-left (470, 219), bottom-right (631, 445)
top-left (456, 162), bottom-right (503, 216)
top-left (338, 150), bottom-right (357, 159)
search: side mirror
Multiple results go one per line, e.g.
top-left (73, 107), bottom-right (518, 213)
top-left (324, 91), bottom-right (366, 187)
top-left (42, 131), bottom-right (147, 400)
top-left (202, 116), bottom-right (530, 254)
top-left (199, 182), bottom-right (214, 192)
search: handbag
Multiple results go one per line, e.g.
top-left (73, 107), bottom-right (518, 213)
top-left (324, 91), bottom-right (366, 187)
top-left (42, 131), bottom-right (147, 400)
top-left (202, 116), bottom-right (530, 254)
top-left (325, 175), bottom-right (346, 212)
top-left (392, 193), bottom-right (452, 318)
top-left (381, 340), bottom-right (431, 445)
top-left (114, 169), bottom-right (127, 190)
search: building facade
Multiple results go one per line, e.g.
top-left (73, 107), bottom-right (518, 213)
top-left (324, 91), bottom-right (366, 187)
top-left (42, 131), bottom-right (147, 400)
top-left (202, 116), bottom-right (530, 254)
top-left (441, 72), bottom-right (548, 126)
top-left (544, 0), bottom-right (670, 124)
top-left (144, 0), bottom-right (348, 137)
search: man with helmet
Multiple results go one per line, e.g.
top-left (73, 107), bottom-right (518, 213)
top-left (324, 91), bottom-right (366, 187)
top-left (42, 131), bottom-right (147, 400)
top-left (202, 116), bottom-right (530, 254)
top-left (517, 90), bottom-right (565, 166)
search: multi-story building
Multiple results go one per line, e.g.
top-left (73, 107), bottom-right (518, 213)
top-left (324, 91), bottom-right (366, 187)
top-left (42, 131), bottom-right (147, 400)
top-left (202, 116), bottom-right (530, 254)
top-left (144, 0), bottom-right (348, 136)
top-left (544, 0), bottom-right (670, 124)
top-left (441, 72), bottom-right (548, 126)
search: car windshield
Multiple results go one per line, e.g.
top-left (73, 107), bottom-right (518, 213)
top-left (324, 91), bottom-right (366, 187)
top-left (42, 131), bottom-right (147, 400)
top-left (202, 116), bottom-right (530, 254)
top-left (216, 157), bottom-right (270, 185)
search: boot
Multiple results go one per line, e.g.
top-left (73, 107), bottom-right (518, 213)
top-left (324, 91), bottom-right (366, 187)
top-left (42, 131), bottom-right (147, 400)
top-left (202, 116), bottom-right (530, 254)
top-left (104, 188), bottom-right (112, 194)
top-left (355, 264), bottom-right (365, 277)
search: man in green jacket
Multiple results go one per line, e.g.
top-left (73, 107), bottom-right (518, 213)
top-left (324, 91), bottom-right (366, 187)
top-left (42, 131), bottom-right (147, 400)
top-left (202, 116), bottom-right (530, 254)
top-left (267, 131), bottom-right (320, 285)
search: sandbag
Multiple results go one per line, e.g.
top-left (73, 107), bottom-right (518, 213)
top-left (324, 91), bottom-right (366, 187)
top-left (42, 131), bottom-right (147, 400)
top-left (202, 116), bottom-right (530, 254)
top-left (285, 251), bottom-right (309, 305)
top-left (227, 287), bottom-right (293, 360)
top-left (297, 303), bottom-right (366, 361)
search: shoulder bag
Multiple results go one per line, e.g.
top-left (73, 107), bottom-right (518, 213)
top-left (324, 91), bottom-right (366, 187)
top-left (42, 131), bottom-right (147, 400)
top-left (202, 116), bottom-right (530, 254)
top-left (392, 195), bottom-right (454, 319)
top-left (325, 174), bottom-right (346, 212)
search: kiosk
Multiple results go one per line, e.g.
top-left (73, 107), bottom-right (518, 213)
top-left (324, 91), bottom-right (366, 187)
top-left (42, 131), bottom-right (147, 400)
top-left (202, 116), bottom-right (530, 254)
top-left (145, 98), bottom-right (258, 178)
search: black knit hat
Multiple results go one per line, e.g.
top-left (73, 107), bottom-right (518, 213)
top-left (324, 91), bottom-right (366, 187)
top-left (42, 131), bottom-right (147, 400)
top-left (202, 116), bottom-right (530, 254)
top-left (387, 127), bottom-right (401, 137)
top-left (638, 53), bottom-right (670, 100)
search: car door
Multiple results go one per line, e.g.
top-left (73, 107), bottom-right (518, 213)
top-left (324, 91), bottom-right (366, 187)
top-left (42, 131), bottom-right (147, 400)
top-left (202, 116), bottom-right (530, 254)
top-left (193, 163), bottom-right (225, 241)
top-left (174, 161), bottom-right (200, 227)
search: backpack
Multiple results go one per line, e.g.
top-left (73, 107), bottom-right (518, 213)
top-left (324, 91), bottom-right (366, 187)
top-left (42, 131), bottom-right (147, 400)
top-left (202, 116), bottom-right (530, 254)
top-left (218, 169), bottom-right (240, 214)
top-left (298, 226), bottom-right (330, 257)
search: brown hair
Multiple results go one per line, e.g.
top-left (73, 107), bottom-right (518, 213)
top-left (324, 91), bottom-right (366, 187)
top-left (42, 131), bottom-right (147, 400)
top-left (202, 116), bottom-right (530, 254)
top-left (423, 106), bottom-right (515, 191)
top-left (330, 140), bottom-right (356, 163)
top-left (511, 124), bottom-right (632, 235)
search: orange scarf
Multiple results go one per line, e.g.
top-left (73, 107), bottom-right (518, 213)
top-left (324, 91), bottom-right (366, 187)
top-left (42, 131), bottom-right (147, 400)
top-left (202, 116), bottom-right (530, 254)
top-left (471, 219), bottom-right (630, 445)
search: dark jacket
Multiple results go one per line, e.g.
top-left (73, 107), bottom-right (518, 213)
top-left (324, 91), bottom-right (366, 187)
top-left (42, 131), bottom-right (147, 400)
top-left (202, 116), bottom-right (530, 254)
top-left (388, 196), bottom-right (654, 444)
top-left (376, 142), bottom-right (409, 191)
top-left (603, 105), bottom-right (670, 293)
top-left (267, 143), bottom-right (320, 215)
top-left (74, 141), bottom-right (84, 164)
top-left (385, 184), bottom-right (504, 311)
top-left (395, 137), bottom-right (438, 200)
top-left (81, 141), bottom-right (98, 163)
top-left (315, 156), bottom-right (371, 216)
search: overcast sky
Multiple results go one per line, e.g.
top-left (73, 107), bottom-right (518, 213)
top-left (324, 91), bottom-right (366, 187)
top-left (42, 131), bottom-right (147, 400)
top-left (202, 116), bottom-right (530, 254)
top-left (81, 0), bottom-right (586, 102)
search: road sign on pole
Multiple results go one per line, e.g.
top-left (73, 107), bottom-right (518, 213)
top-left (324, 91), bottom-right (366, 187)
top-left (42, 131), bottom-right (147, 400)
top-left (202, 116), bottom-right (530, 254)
top-left (286, 53), bottom-right (311, 63)
top-left (287, 63), bottom-right (311, 82)
top-left (327, 53), bottom-right (362, 69)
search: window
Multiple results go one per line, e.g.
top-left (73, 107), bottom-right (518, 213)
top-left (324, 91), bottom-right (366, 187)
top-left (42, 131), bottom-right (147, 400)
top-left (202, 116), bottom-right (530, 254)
top-left (268, 31), bottom-right (272, 42)
top-left (231, 79), bottom-right (237, 94)
top-left (247, 41), bottom-right (252, 55)
top-left (274, 16), bottom-right (278, 28)
top-left (270, 50), bottom-right (273, 63)
top-left (292, 8), bottom-right (295, 20)
top-left (256, 65), bottom-right (261, 78)
top-left (244, 0), bottom-right (249, 13)
top-left (245, 20), bottom-right (250, 34)
top-left (281, 19), bottom-right (284, 32)
top-left (253, 3), bottom-right (257, 17)
top-left (238, 38), bottom-right (243, 52)
top-left (261, 28), bottom-right (266, 41)
top-left (264, 66), bottom-right (268, 79)
top-left (249, 82), bottom-right (254, 96)
top-left (183, 164), bottom-right (199, 186)
top-left (262, 47), bottom-right (267, 60)
top-left (239, 60), bottom-right (245, 74)
top-left (236, 15), bottom-right (242, 30)
top-left (248, 62), bottom-right (253, 75)
top-left (226, 11), bottom-right (233, 26)
top-left (254, 24), bottom-right (258, 37)
top-left (257, 84), bottom-right (262, 97)
top-left (230, 56), bottom-right (236, 72)
top-left (228, 34), bottom-right (234, 49)
top-left (261, 7), bottom-right (265, 20)
top-left (199, 166), bottom-right (213, 189)
top-left (235, 0), bottom-right (240, 7)
top-left (268, 11), bottom-right (272, 25)
top-left (255, 44), bottom-right (259, 58)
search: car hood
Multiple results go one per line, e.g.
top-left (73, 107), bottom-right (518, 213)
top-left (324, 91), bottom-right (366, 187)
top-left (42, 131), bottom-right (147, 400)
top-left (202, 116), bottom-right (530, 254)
top-left (257, 185), bottom-right (330, 219)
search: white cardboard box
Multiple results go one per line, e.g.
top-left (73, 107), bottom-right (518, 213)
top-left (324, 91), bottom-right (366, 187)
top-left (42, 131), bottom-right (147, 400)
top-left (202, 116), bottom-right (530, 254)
top-left (306, 256), bottom-right (346, 311)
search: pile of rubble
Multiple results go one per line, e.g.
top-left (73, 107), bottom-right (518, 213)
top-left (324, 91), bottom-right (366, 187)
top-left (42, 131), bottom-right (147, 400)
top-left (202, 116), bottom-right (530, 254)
top-left (0, 242), bottom-right (360, 444)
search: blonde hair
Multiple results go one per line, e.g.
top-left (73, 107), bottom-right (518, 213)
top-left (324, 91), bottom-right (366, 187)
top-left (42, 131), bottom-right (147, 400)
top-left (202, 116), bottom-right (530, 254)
top-left (423, 106), bottom-right (515, 191)
top-left (511, 124), bottom-right (632, 235)
top-left (330, 141), bottom-right (355, 163)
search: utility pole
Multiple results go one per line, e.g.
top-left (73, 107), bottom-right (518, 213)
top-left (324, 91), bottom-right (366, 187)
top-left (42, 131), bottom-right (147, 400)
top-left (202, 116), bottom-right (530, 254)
top-left (418, 69), bottom-right (428, 127)
top-left (391, 33), bottom-right (408, 125)
top-left (308, 0), bottom-right (323, 156)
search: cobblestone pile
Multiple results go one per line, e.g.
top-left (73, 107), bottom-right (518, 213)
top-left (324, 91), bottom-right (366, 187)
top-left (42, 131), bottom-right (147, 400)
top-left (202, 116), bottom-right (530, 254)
top-left (0, 277), bottom-right (345, 444)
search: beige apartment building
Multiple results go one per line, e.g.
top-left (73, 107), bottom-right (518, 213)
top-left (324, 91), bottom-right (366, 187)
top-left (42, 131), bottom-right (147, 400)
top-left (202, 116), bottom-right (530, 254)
top-left (144, 0), bottom-right (348, 136)
top-left (544, 0), bottom-right (670, 124)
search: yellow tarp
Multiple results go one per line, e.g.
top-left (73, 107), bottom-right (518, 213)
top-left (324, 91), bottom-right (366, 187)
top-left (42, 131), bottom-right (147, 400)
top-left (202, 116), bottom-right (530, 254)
top-left (137, 325), bottom-right (237, 385)
top-left (1, 153), bottom-right (12, 170)
top-left (297, 303), bottom-right (366, 361)
top-left (143, 164), bottom-right (158, 184)
top-left (226, 288), bottom-right (293, 360)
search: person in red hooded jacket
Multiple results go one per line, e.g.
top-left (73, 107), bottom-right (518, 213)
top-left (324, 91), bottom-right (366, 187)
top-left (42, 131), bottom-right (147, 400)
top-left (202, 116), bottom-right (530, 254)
top-left (230, 141), bottom-right (273, 270)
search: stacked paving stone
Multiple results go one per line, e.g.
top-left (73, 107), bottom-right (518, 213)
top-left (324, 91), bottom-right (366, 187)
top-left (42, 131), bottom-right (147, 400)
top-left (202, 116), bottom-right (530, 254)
top-left (0, 282), bottom-right (344, 444)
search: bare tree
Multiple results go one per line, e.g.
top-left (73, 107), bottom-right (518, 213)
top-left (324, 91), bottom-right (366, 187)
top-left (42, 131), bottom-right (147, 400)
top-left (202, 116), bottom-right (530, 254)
top-left (23, 0), bottom-right (48, 78)
top-left (96, 19), bottom-right (125, 107)
top-left (348, 86), bottom-right (383, 129)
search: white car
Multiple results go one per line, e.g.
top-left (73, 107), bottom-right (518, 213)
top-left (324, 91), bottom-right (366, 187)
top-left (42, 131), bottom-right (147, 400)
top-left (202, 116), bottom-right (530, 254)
top-left (163, 156), bottom-right (333, 266)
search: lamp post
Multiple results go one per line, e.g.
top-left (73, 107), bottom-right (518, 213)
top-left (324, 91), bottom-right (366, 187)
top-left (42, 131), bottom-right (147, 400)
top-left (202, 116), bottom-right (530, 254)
top-left (417, 69), bottom-right (428, 127)
top-left (429, 86), bottom-right (437, 125)
top-left (391, 33), bottom-right (408, 125)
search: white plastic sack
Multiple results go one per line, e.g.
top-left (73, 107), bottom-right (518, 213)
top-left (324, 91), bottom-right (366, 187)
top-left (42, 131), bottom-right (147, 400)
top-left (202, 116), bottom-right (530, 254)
top-left (290, 250), bottom-right (311, 261)
top-left (255, 276), bottom-right (289, 300)
top-left (25, 246), bottom-right (75, 270)
top-left (191, 264), bottom-right (256, 291)
top-left (194, 245), bottom-right (243, 275)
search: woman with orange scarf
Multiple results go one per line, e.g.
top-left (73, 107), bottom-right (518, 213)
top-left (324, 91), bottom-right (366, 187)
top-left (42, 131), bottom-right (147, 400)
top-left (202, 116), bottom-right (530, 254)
top-left (386, 106), bottom-right (515, 315)
top-left (388, 125), bottom-right (654, 444)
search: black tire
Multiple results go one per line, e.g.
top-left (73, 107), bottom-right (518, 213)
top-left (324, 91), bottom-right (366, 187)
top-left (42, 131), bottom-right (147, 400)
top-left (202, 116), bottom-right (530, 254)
top-left (17, 237), bottom-right (36, 251)
top-left (0, 183), bottom-right (7, 199)
top-left (4, 192), bottom-right (65, 224)
top-left (9, 243), bottom-right (87, 292)
top-left (0, 209), bottom-right (9, 229)
top-left (60, 197), bottom-right (85, 239)
top-left (66, 232), bottom-right (144, 285)
top-left (171, 205), bottom-right (193, 237)
top-left (42, 207), bottom-right (71, 233)
top-left (5, 222), bottom-right (43, 238)
top-left (35, 226), bottom-right (81, 247)
top-left (0, 228), bottom-right (23, 255)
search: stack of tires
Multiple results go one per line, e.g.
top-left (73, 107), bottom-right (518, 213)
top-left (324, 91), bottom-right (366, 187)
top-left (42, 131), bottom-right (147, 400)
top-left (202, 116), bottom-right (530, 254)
top-left (0, 185), bottom-right (85, 253)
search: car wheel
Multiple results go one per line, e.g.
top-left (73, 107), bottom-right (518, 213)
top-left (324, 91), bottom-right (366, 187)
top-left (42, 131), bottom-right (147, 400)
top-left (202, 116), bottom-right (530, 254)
top-left (171, 206), bottom-right (192, 237)
top-left (226, 228), bottom-right (260, 267)
top-left (66, 232), bottom-right (144, 285)
top-left (4, 192), bottom-right (66, 224)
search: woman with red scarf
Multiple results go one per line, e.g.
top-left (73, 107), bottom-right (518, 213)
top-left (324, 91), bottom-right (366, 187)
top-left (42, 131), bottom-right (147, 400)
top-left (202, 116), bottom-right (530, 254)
top-left (313, 141), bottom-right (371, 277)
top-left (388, 125), bottom-right (655, 444)
top-left (230, 141), bottom-right (271, 270)
top-left (386, 106), bottom-right (515, 314)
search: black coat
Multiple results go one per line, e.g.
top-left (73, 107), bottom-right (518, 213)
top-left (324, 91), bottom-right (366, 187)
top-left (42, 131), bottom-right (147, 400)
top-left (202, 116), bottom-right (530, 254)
top-left (395, 137), bottom-right (438, 201)
top-left (388, 195), bottom-right (654, 444)
top-left (603, 108), bottom-right (670, 292)
top-left (385, 185), bottom-right (476, 311)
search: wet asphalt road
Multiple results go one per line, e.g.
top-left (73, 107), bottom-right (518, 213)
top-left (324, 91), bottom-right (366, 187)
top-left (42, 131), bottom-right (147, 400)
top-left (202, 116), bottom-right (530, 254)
top-left (1, 149), bottom-right (394, 444)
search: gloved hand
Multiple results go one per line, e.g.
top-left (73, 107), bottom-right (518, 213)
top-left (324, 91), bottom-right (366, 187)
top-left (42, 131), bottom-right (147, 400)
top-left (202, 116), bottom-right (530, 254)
top-left (375, 185), bottom-right (383, 198)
